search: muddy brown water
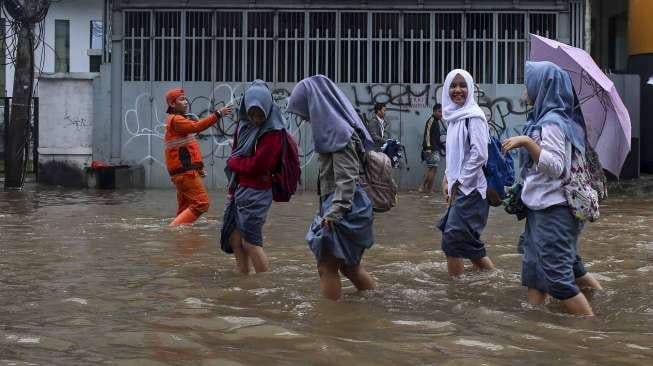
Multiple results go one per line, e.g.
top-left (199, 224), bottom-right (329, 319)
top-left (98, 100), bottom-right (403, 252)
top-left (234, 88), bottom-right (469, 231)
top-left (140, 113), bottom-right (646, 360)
top-left (0, 185), bottom-right (651, 365)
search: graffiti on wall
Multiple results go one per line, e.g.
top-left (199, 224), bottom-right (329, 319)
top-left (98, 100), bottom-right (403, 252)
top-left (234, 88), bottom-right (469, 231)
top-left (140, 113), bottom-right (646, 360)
top-left (121, 81), bottom-right (529, 187)
top-left (348, 83), bottom-right (529, 139)
top-left (476, 88), bottom-right (530, 140)
top-left (122, 83), bottom-right (314, 182)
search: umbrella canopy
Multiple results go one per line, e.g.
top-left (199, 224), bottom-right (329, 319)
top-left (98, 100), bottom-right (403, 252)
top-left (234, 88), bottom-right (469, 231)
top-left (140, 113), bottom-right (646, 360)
top-left (529, 33), bottom-right (631, 176)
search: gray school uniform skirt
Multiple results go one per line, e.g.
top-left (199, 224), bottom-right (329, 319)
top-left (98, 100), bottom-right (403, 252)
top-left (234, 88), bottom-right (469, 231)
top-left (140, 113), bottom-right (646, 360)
top-left (438, 189), bottom-right (490, 260)
top-left (519, 204), bottom-right (584, 300)
top-left (518, 227), bottom-right (587, 279)
top-left (220, 186), bottom-right (273, 254)
top-left (305, 186), bottom-right (374, 266)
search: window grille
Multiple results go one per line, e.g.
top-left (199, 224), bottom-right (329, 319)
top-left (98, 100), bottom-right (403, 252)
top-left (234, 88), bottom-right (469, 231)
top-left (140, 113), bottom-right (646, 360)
top-left (434, 13), bottom-right (462, 83)
top-left (308, 12), bottom-right (336, 81)
top-left (371, 13), bottom-right (400, 83)
top-left (246, 12), bottom-right (274, 81)
top-left (185, 11), bottom-right (212, 82)
top-left (216, 12), bottom-right (243, 82)
top-left (403, 13), bottom-right (430, 84)
top-left (121, 9), bottom-right (564, 85)
top-left (277, 12), bottom-right (305, 82)
top-left (529, 13), bottom-right (557, 39)
top-left (497, 13), bottom-right (526, 84)
top-left (124, 11), bottom-right (150, 81)
top-left (153, 11), bottom-right (181, 81)
top-left (339, 12), bottom-right (367, 83)
top-left (465, 13), bottom-right (493, 83)
top-left (569, 0), bottom-right (584, 48)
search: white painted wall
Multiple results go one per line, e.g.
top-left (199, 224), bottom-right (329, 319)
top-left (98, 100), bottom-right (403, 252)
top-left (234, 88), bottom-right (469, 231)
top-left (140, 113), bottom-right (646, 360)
top-left (3, 0), bottom-right (103, 97)
top-left (38, 74), bottom-right (96, 169)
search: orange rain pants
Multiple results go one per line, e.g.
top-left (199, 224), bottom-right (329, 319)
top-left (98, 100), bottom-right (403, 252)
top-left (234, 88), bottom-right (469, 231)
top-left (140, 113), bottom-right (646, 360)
top-left (171, 170), bottom-right (210, 217)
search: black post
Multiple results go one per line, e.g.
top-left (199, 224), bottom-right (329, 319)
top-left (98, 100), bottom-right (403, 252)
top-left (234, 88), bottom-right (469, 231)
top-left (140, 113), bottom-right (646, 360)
top-left (5, 23), bottom-right (34, 189)
top-left (33, 97), bottom-right (38, 182)
top-left (3, 97), bottom-right (9, 177)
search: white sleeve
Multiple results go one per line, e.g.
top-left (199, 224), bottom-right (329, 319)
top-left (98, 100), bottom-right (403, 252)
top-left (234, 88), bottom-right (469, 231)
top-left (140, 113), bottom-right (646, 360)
top-left (536, 124), bottom-right (566, 178)
top-left (459, 117), bottom-right (489, 187)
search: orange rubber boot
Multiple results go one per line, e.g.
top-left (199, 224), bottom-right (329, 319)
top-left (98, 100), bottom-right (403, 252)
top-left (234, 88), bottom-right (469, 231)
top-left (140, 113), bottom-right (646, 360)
top-left (169, 208), bottom-right (199, 227)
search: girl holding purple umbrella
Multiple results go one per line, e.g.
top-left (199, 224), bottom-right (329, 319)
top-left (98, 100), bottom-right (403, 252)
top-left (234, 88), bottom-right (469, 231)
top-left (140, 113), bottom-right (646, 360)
top-left (502, 61), bottom-right (601, 316)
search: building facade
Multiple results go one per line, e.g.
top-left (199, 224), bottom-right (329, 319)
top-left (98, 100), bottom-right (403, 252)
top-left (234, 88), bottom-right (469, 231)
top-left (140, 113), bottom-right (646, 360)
top-left (0, 0), bottom-right (103, 166)
top-left (2, 0), bottom-right (104, 97)
top-left (94, 0), bottom-right (587, 189)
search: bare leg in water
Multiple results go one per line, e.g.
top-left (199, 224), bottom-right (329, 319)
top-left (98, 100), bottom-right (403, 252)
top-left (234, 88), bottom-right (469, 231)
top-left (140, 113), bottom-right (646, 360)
top-left (229, 230), bottom-right (269, 274)
top-left (229, 229), bottom-right (250, 274)
top-left (317, 246), bottom-right (376, 300)
top-left (527, 288), bottom-right (594, 316)
top-left (471, 256), bottom-right (495, 271)
top-left (317, 251), bottom-right (342, 301)
top-left (446, 257), bottom-right (465, 277)
top-left (527, 288), bottom-right (547, 305)
top-left (576, 273), bottom-right (603, 301)
top-left (243, 241), bottom-right (269, 273)
top-left (576, 273), bottom-right (603, 290)
top-left (448, 256), bottom-right (495, 277)
top-left (340, 264), bottom-right (376, 291)
top-left (562, 293), bottom-right (594, 316)
top-left (420, 167), bottom-right (437, 193)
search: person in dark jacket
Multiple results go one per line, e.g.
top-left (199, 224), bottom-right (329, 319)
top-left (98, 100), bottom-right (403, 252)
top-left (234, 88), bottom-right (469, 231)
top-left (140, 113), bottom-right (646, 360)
top-left (367, 103), bottom-right (390, 150)
top-left (419, 103), bottom-right (446, 193)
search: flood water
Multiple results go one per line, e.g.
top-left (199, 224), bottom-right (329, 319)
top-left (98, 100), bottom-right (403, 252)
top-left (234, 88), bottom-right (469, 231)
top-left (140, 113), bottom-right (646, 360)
top-left (1, 184), bottom-right (651, 365)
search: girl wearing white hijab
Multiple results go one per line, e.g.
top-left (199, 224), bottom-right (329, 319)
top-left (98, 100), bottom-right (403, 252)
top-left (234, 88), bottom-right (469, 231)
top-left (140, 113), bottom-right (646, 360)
top-left (438, 69), bottom-right (496, 277)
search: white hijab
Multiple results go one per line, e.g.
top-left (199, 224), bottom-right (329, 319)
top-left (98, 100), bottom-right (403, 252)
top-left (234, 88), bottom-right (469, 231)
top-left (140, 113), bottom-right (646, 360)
top-left (441, 69), bottom-right (486, 124)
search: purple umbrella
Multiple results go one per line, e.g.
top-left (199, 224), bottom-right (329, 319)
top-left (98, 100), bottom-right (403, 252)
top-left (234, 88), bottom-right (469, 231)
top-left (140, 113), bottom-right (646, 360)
top-left (529, 33), bottom-right (631, 176)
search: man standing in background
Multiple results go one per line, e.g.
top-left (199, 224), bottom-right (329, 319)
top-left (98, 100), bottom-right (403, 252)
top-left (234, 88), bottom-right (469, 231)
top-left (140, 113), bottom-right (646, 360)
top-left (419, 103), bottom-right (446, 193)
top-left (367, 103), bottom-right (390, 150)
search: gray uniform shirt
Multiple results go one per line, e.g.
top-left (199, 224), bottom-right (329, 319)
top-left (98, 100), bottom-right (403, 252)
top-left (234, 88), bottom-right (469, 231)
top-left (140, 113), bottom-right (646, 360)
top-left (318, 133), bottom-right (365, 221)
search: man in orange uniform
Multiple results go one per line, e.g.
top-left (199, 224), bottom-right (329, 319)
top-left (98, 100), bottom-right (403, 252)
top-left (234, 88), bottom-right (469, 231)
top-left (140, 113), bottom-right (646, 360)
top-left (164, 88), bottom-right (233, 226)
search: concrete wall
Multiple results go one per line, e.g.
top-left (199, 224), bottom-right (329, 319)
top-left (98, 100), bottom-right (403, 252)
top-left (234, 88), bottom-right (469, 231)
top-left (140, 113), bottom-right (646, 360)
top-left (93, 63), bottom-right (113, 163)
top-left (109, 76), bottom-right (641, 188)
top-left (3, 0), bottom-right (103, 97)
top-left (38, 74), bottom-right (96, 186)
top-left (114, 80), bottom-right (528, 190)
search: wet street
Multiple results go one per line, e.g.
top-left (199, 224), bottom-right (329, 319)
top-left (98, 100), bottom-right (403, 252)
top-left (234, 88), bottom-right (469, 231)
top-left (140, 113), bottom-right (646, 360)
top-left (1, 184), bottom-right (652, 365)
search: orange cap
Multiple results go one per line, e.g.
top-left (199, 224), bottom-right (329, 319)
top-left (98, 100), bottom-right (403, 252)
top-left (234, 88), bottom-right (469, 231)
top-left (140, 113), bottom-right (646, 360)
top-left (165, 88), bottom-right (185, 113)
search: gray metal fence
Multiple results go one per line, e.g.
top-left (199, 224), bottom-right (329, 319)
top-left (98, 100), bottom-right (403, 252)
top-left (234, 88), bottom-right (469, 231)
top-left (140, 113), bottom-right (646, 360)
top-left (122, 9), bottom-right (561, 85)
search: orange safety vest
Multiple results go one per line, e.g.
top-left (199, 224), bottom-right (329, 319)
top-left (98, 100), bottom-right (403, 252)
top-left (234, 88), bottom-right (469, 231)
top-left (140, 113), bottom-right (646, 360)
top-left (164, 115), bottom-right (204, 176)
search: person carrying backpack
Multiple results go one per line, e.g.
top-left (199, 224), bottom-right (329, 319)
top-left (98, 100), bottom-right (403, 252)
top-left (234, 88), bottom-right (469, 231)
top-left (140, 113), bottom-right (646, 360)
top-left (501, 61), bottom-right (598, 316)
top-left (220, 80), bottom-right (285, 274)
top-left (438, 69), bottom-right (496, 277)
top-left (287, 75), bottom-right (377, 301)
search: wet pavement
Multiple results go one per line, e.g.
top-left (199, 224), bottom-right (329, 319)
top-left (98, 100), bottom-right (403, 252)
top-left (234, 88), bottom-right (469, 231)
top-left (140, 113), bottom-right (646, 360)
top-left (0, 184), bottom-right (652, 365)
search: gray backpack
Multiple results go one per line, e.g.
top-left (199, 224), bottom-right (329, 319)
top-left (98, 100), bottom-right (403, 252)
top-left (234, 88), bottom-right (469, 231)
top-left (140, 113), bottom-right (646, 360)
top-left (360, 150), bottom-right (398, 213)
